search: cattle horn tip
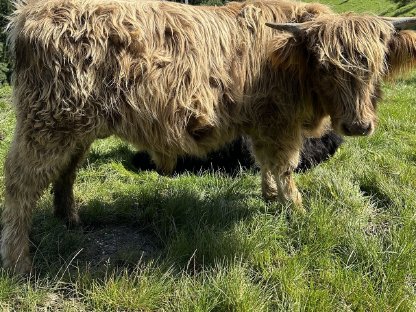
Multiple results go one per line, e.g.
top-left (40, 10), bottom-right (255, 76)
top-left (382, 16), bottom-right (416, 30)
top-left (265, 22), bottom-right (305, 35)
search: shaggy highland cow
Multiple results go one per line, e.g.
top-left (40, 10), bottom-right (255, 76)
top-left (132, 131), bottom-right (344, 175)
top-left (3, 0), bottom-right (416, 273)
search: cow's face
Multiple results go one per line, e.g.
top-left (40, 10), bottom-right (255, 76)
top-left (267, 15), bottom-right (416, 136)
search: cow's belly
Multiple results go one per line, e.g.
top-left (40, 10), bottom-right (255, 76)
top-left (112, 108), bottom-right (239, 158)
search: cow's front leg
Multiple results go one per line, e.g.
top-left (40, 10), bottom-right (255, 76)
top-left (252, 140), bottom-right (304, 212)
top-left (261, 168), bottom-right (279, 201)
top-left (261, 164), bottom-right (303, 210)
top-left (273, 166), bottom-right (303, 208)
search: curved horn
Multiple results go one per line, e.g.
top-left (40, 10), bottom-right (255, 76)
top-left (382, 17), bottom-right (416, 30)
top-left (265, 22), bottom-right (305, 36)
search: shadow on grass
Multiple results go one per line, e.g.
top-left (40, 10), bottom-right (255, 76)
top-left (30, 181), bottom-right (261, 279)
top-left (86, 142), bottom-right (251, 178)
top-left (407, 154), bottom-right (416, 165)
top-left (390, 0), bottom-right (413, 5)
top-left (359, 184), bottom-right (393, 209)
top-left (86, 144), bottom-right (139, 172)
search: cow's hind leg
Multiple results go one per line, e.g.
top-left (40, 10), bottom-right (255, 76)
top-left (53, 143), bottom-right (91, 227)
top-left (1, 134), bottom-right (76, 273)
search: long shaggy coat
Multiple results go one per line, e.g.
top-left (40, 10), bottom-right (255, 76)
top-left (3, 0), bottom-right (416, 273)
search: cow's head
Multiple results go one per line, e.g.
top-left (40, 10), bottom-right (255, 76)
top-left (266, 15), bottom-right (416, 136)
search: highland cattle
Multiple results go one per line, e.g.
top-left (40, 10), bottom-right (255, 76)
top-left (3, 0), bottom-right (416, 272)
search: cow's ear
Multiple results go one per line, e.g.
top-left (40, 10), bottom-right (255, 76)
top-left (387, 30), bottom-right (416, 77)
top-left (267, 31), bottom-right (307, 71)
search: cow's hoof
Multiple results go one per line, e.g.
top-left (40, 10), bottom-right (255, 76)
top-left (291, 191), bottom-right (305, 214)
top-left (264, 195), bottom-right (279, 202)
top-left (66, 214), bottom-right (81, 229)
top-left (54, 208), bottom-right (81, 229)
top-left (262, 190), bottom-right (279, 201)
top-left (291, 202), bottom-right (306, 214)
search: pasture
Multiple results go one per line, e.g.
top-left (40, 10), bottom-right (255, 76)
top-left (0, 0), bottom-right (416, 310)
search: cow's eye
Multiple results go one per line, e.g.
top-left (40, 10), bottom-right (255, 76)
top-left (358, 54), bottom-right (368, 68)
top-left (340, 50), bottom-right (348, 62)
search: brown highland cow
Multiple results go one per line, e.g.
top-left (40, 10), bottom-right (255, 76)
top-left (2, 0), bottom-right (416, 273)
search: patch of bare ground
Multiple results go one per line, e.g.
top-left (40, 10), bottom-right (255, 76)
top-left (81, 225), bottom-right (159, 267)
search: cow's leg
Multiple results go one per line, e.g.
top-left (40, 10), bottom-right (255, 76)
top-left (261, 167), bottom-right (279, 201)
top-left (252, 138), bottom-right (304, 211)
top-left (150, 151), bottom-right (177, 176)
top-left (52, 143), bottom-right (91, 227)
top-left (273, 162), bottom-right (303, 208)
top-left (1, 133), bottom-right (75, 273)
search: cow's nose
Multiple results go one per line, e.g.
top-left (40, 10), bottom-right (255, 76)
top-left (342, 122), bottom-right (373, 136)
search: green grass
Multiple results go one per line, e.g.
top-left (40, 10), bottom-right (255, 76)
top-left (1, 2), bottom-right (416, 311)
top-left (306, 0), bottom-right (416, 16)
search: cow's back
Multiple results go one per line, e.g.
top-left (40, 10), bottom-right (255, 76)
top-left (9, 0), bottom-right (332, 155)
top-left (9, 0), bottom-right (256, 153)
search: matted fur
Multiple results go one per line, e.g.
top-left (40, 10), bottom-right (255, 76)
top-left (3, 0), bottom-right (416, 273)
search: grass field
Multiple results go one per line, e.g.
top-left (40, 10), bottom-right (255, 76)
top-left (305, 0), bottom-right (416, 16)
top-left (1, 1), bottom-right (416, 311)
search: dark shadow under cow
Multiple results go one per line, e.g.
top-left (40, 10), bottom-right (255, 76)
top-left (132, 131), bottom-right (343, 176)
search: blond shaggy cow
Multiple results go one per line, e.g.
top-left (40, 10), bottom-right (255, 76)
top-left (3, 0), bottom-right (416, 273)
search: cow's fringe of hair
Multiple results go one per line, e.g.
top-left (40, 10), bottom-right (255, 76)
top-left (305, 14), bottom-right (394, 79)
top-left (302, 14), bottom-right (416, 81)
